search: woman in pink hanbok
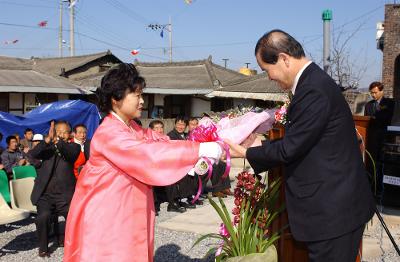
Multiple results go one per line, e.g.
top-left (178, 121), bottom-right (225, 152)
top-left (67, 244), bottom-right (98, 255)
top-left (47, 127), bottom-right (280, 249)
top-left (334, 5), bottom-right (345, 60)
top-left (63, 63), bottom-right (222, 262)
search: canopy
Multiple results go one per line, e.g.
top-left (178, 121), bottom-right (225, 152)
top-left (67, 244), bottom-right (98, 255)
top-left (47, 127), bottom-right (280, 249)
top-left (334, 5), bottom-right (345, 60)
top-left (0, 100), bottom-right (100, 148)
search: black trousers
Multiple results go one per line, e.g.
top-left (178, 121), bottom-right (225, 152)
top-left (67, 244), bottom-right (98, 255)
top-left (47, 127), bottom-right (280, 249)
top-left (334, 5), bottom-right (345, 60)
top-left (201, 161), bottom-right (231, 193)
top-left (305, 224), bottom-right (365, 262)
top-left (35, 192), bottom-right (70, 252)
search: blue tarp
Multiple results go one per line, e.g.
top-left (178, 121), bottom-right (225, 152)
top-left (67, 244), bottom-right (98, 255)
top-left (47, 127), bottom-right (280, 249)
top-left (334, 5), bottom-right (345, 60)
top-left (0, 100), bottom-right (100, 148)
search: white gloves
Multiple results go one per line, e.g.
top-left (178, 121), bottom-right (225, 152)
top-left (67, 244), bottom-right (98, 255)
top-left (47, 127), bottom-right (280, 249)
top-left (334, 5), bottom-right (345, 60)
top-left (198, 142), bottom-right (222, 160)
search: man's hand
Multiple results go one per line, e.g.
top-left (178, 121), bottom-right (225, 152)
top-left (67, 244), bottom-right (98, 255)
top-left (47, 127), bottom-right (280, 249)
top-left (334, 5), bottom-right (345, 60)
top-left (241, 133), bottom-right (262, 148)
top-left (18, 159), bottom-right (26, 166)
top-left (45, 121), bottom-right (55, 144)
top-left (23, 147), bottom-right (29, 154)
top-left (223, 139), bottom-right (247, 158)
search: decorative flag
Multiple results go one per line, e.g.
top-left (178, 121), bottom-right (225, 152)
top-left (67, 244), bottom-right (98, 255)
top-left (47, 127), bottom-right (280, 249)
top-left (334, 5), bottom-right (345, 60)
top-left (131, 48), bottom-right (140, 55)
top-left (184, 0), bottom-right (193, 4)
top-left (4, 39), bottom-right (18, 45)
top-left (160, 30), bottom-right (164, 38)
top-left (38, 20), bottom-right (48, 27)
top-left (68, 0), bottom-right (78, 9)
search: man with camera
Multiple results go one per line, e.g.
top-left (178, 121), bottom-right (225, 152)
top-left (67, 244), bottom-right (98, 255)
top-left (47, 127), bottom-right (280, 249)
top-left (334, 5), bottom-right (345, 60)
top-left (29, 120), bottom-right (80, 257)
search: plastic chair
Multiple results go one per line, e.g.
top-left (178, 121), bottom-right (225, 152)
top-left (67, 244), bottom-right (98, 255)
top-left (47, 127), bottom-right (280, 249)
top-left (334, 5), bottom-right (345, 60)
top-left (0, 170), bottom-right (10, 204)
top-left (9, 177), bottom-right (37, 214)
top-left (0, 193), bottom-right (29, 225)
top-left (12, 165), bottom-right (37, 180)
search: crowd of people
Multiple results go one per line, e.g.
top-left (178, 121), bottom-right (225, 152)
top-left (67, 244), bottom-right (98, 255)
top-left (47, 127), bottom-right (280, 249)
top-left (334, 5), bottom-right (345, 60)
top-left (0, 123), bottom-right (91, 257)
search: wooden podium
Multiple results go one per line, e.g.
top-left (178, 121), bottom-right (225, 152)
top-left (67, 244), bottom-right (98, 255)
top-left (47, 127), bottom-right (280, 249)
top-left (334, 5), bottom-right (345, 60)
top-left (268, 116), bottom-right (370, 262)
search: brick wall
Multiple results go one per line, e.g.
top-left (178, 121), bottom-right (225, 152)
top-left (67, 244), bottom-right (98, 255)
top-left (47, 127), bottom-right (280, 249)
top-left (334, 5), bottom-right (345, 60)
top-left (382, 4), bottom-right (400, 124)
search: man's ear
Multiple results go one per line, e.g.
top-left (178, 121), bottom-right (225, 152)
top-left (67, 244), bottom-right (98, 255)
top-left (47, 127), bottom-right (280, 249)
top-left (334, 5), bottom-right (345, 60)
top-left (278, 53), bottom-right (290, 67)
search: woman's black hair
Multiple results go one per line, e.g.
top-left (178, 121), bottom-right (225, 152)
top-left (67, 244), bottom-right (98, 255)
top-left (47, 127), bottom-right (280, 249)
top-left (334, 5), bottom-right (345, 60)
top-left (96, 63), bottom-right (146, 113)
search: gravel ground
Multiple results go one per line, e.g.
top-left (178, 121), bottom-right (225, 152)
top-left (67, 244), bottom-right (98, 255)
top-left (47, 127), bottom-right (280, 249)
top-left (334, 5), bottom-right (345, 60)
top-left (0, 199), bottom-right (219, 262)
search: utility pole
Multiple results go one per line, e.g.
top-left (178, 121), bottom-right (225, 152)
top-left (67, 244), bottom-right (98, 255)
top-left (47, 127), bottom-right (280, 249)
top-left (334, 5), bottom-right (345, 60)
top-left (59, 0), bottom-right (63, 57)
top-left (69, 2), bottom-right (75, 56)
top-left (322, 9), bottom-right (332, 72)
top-left (222, 58), bottom-right (229, 68)
top-left (168, 16), bottom-right (172, 62)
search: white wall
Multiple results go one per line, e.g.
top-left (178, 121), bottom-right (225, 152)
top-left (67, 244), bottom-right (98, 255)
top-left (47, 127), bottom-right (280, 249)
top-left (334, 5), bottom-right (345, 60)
top-left (154, 94), bottom-right (165, 106)
top-left (191, 97), bottom-right (211, 117)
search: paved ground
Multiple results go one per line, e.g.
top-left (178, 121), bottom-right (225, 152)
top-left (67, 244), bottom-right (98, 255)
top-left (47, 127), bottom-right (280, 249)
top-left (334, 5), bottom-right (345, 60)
top-left (0, 162), bottom-right (399, 261)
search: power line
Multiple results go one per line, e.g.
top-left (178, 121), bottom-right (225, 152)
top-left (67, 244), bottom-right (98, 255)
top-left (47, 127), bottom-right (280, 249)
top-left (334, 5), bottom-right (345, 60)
top-left (0, 0), bottom-right (60, 9)
top-left (0, 21), bottom-right (168, 61)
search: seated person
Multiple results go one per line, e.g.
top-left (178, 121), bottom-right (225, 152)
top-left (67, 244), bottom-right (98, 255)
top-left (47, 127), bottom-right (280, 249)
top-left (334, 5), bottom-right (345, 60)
top-left (149, 120), bottom-right (166, 215)
top-left (20, 128), bottom-right (35, 153)
top-left (0, 132), bottom-right (4, 170)
top-left (71, 124), bottom-right (91, 178)
top-left (25, 134), bottom-right (44, 168)
top-left (1, 135), bottom-right (29, 178)
top-left (165, 117), bottom-right (196, 212)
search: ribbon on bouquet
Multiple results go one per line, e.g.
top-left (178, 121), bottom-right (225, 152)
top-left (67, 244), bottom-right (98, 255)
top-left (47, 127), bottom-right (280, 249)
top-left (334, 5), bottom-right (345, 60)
top-left (188, 123), bottom-right (231, 204)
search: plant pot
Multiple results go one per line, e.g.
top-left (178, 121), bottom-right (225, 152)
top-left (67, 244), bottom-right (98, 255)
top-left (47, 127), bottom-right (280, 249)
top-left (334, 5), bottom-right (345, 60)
top-left (224, 245), bottom-right (277, 262)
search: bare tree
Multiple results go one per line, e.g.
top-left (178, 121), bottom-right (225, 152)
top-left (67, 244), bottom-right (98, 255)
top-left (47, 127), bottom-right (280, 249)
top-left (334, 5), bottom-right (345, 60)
top-left (327, 24), bottom-right (369, 90)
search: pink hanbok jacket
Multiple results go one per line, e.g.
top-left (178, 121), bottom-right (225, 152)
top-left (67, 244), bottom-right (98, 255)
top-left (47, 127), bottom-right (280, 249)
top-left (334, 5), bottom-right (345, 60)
top-left (63, 114), bottom-right (199, 262)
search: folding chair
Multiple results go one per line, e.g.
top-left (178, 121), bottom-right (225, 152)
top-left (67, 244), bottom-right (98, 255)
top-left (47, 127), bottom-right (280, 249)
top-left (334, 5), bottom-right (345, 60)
top-left (0, 193), bottom-right (29, 225)
top-left (0, 170), bottom-right (10, 204)
top-left (12, 165), bottom-right (37, 180)
top-left (9, 177), bottom-right (37, 214)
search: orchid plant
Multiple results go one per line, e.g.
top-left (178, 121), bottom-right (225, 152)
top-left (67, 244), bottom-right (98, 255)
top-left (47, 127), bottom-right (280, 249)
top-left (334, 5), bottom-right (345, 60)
top-left (193, 171), bottom-right (284, 261)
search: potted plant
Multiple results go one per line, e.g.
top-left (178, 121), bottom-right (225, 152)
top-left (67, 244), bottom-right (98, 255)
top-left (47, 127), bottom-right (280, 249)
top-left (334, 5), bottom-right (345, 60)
top-left (193, 171), bottom-right (284, 261)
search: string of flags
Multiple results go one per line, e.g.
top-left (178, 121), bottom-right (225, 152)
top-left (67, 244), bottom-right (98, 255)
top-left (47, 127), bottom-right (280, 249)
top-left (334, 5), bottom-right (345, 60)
top-left (131, 48), bottom-right (141, 56)
top-left (38, 20), bottom-right (48, 27)
top-left (4, 40), bottom-right (18, 45)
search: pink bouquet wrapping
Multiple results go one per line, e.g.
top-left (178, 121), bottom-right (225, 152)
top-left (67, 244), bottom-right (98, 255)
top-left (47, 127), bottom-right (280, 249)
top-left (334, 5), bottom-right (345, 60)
top-left (188, 108), bottom-right (278, 203)
top-left (208, 109), bottom-right (277, 144)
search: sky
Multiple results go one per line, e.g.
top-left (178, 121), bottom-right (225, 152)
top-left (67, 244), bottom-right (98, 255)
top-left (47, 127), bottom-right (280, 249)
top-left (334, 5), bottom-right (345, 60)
top-left (0, 0), bottom-right (393, 88)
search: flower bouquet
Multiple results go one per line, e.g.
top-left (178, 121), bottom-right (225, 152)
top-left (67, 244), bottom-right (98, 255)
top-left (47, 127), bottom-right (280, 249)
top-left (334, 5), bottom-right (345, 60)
top-left (192, 171), bottom-right (284, 261)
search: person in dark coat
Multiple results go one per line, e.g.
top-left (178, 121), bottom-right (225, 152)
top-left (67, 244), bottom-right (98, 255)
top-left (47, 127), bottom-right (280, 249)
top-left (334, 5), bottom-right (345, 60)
top-left (29, 120), bottom-right (80, 257)
top-left (364, 81), bottom-right (395, 200)
top-left (225, 29), bottom-right (375, 262)
top-left (165, 116), bottom-right (197, 212)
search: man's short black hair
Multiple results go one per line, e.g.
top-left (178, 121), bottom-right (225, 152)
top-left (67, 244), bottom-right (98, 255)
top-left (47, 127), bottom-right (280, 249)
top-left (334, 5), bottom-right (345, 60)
top-left (6, 135), bottom-right (17, 145)
top-left (174, 116), bottom-right (187, 125)
top-left (24, 128), bottom-right (33, 134)
top-left (255, 29), bottom-right (305, 64)
top-left (73, 123), bottom-right (87, 133)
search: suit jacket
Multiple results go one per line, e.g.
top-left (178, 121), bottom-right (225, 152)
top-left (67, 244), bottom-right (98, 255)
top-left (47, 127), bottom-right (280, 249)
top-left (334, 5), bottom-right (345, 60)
top-left (364, 97), bottom-right (395, 129)
top-left (247, 63), bottom-right (375, 242)
top-left (167, 129), bottom-right (187, 141)
top-left (29, 140), bottom-right (80, 205)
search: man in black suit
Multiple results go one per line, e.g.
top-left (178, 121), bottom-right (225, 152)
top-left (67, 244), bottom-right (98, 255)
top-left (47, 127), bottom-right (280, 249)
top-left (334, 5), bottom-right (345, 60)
top-left (29, 120), bottom-right (80, 257)
top-left (226, 30), bottom-right (375, 262)
top-left (364, 81), bottom-right (395, 200)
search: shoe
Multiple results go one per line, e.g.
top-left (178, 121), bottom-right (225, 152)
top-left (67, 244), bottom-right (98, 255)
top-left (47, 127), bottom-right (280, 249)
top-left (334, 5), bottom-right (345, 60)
top-left (194, 199), bottom-right (204, 205)
top-left (38, 251), bottom-right (50, 258)
top-left (222, 189), bottom-right (234, 196)
top-left (212, 192), bottom-right (227, 198)
top-left (57, 238), bottom-right (64, 247)
top-left (167, 203), bottom-right (186, 213)
top-left (179, 201), bottom-right (196, 209)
